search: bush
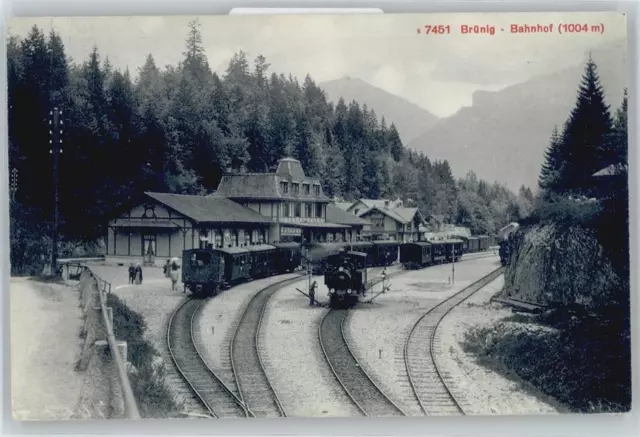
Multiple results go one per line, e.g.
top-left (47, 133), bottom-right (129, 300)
top-left (106, 293), bottom-right (182, 418)
top-left (463, 307), bottom-right (631, 413)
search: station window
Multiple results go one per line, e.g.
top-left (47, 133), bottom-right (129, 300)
top-left (316, 203), bottom-right (323, 218)
top-left (283, 202), bottom-right (290, 217)
top-left (293, 183), bottom-right (300, 195)
top-left (215, 232), bottom-right (222, 248)
top-left (303, 183), bottom-right (310, 195)
top-left (295, 203), bottom-right (301, 218)
top-left (314, 184), bottom-right (320, 196)
top-left (280, 181), bottom-right (289, 194)
top-left (305, 203), bottom-right (312, 217)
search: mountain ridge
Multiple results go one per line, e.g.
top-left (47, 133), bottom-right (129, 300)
top-left (319, 76), bottom-right (440, 144)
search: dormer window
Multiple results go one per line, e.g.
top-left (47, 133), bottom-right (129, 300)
top-left (303, 183), bottom-right (310, 195)
top-left (293, 183), bottom-right (300, 195)
top-left (314, 184), bottom-right (320, 196)
top-left (280, 181), bottom-right (289, 194)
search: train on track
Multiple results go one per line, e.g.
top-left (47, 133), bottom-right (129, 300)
top-left (181, 232), bottom-right (495, 296)
top-left (181, 242), bottom-right (302, 295)
top-left (323, 249), bottom-right (368, 308)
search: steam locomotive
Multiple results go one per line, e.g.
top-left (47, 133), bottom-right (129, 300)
top-left (181, 242), bottom-right (302, 295)
top-left (323, 249), bottom-right (368, 308)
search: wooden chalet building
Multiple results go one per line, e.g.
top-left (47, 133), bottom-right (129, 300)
top-left (356, 201), bottom-right (427, 242)
top-left (325, 204), bottom-right (371, 242)
top-left (106, 192), bottom-right (272, 266)
top-left (213, 157), bottom-right (351, 244)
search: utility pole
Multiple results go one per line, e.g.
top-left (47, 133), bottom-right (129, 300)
top-left (49, 107), bottom-right (63, 276)
top-left (10, 168), bottom-right (18, 201)
top-left (451, 243), bottom-right (455, 284)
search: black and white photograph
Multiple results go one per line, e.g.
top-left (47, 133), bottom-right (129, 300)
top-left (6, 12), bottom-right (630, 420)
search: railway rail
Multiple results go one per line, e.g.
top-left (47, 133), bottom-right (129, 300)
top-left (167, 298), bottom-right (249, 418)
top-left (318, 268), bottom-right (408, 417)
top-left (404, 267), bottom-right (504, 416)
top-left (319, 309), bottom-right (406, 417)
top-left (231, 275), bottom-right (305, 418)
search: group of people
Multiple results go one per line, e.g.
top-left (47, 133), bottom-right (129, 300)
top-left (128, 263), bottom-right (143, 285)
top-left (126, 259), bottom-right (180, 291)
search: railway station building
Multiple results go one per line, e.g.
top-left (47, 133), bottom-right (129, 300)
top-left (212, 157), bottom-right (353, 244)
top-left (105, 157), bottom-right (367, 265)
top-left (105, 192), bottom-right (274, 266)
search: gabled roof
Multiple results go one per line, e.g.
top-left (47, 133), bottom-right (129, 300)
top-left (145, 192), bottom-right (272, 224)
top-left (326, 204), bottom-right (371, 227)
top-left (357, 205), bottom-right (424, 225)
top-left (393, 207), bottom-right (421, 223)
top-left (352, 199), bottom-right (392, 209)
top-left (334, 201), bottom-right (355, 211)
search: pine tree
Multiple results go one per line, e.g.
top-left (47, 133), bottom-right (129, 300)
top-left (538, 125), bottom-right (564, 193)
top-left (557, 56), bottom-right (613, 195)
top-left (183, 19), bottom-right (212, 84)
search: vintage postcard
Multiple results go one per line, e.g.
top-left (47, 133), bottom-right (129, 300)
top-left (7, 12), bottom-right (630, 420)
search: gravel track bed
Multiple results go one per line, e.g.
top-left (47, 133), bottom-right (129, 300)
top-left (345, 255), bottom-right (502, 417)
top-left (260, 275), bottom-right (363, 418)
top-left (110, 278), bottom-right (209, 416)
top-left (194, 273), bottom-right (301, 395)
top-left (437, 275), bottom-right (560, 415)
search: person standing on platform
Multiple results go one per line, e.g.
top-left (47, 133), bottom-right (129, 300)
top-left (135, 263), bottom-right (143, 285)
top-left (128, 263), bottom-right (136, 284)
top-left (170, 258), bottom-right (180, 291)
top-left (309, 280), bottom-right (317, 306)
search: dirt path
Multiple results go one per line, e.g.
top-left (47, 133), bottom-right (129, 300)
top-left (10, 278), bottom-right (85, 420)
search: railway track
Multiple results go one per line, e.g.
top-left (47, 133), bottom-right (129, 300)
top-left (167, 298), bottom-right (249, 418)
top-left (319, 309), bottom-right (406, 417)
top-left (231, 275), bottom-right (305, 418)
top-left (404, 267), bottom-right (504, 416)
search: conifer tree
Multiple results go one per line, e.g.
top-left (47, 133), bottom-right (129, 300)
top-left (557, 56), bottom-right (613, 195)
top-left (538, 125), bottom-right (564, 193)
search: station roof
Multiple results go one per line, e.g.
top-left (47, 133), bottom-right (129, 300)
top-left (326, 204), bottom-right (370, 226)
top-left (145, 192), bottom-right (273, 225)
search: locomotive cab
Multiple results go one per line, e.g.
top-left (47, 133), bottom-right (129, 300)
top-left (182, 249), bottom-right (225, 296)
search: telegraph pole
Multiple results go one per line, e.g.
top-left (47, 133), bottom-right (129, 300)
top-left (50, 107), bottom-right (63, 276)
top-left (451, 243), bottom-right (455, 284)
top-left (10, 168), bottom-right (18, 201)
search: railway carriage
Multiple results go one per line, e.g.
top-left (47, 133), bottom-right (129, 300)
top-left (348, 241), bottom-right (375, 266)
top-left (247, 244), bottom-right (278, 279)
top-left (371, 240), bottom-right (399, 266)
top-left (430, 241), bottom-right (448, 264)
top-left (466, 236), bottom-right (480, 253)
top-left (324, 250), bottom-right (368, 308)
top-left (272, 242), bottom-right (302, 274)
top-left (219, 246), bottom-right (256, 285)
top-left (443, 239), bottom-right (464, 262)
top-left (399, 242), bottom-right (433, 269)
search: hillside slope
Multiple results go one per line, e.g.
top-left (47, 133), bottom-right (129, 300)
top-left (407, 41), bottom-right (627, 191)
top-left (320, 76), bottom-right (439, 144)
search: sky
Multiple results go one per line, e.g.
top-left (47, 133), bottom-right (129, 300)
top-left (7, 12), bottom-right (627, 118)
